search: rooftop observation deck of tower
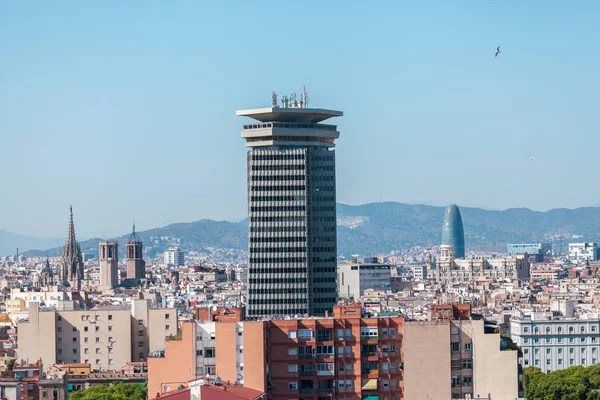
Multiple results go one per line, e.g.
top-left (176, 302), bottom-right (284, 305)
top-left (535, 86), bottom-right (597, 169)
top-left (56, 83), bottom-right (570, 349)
top-left (237, 90), bottom-right (343, 148)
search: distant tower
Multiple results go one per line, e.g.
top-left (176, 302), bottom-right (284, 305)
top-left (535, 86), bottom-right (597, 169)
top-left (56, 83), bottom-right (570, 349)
top-left (442, 204), bottom-right (465, 259)
top-left (126, 223), bottom-right (145, 283)
top-left (60, 206), bottom-right (84, 290)
top-left (99, 240), bottom-right (119, 289)
top-left (40, 257), bottom-right (54, 287)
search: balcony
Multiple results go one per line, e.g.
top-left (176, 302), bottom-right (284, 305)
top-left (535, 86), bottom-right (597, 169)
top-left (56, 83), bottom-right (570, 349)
top-left (299, 354), bottom-right (314, 359)
top-left (300, 371), bottom-right (315, 376)
top-left (317, 387), bottom-right (335, 393)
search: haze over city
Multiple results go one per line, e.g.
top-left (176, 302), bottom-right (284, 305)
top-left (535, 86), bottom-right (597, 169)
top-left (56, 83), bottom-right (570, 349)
top-left (1, 1), bottom-right (599, 238)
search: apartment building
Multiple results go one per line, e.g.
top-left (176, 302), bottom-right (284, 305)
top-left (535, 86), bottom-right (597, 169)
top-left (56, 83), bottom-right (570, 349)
top-left (568, 243), bottom-right (600, 263)
top-left (337, 259), bottom-right (392, 298)
top-left (510, 308), bottom-right (600, 373)
top-left (149, 304), bottom-right (403, 399)
top-left (17, 299), bottom-right (177, 371)
top-left (404, 319), bottom-right (518, 400)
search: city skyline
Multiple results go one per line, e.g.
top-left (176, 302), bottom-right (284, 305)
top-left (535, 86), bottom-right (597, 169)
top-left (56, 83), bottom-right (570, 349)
top-left (2, 1), bottom-right (600, 238)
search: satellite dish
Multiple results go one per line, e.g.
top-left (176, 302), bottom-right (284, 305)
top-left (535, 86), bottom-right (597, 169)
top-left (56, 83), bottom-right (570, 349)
top-left (164, 385), bottom-right (170, 392)
top-left (215, 376), bottom-right (222, 385)
top-left (212, 305), bottom-right (217, 311)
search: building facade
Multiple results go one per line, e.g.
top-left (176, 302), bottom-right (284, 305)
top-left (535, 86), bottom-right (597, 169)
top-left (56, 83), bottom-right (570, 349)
top-left (164, 247), bottom-right (184, 267)
top-left (99, 241), bottom-right (119, 289)
top-left (442, 204), bottom-right (465, 259)
top-left (568, 242), bottom-right (600, 263)
top-left (17, 300), bottom-right (177, 371)
top-left (238, 92), bottom-right (342, 317)
top-left (126, 224), bottom-right (146, 283)
top-left (337, 259), bottom-right (392, 298)
top-left (510, 311), bottom-right (600, 373)
top-left (507, 243), bottom-right (552, 262)
top-left (434, 250), bottom-right (530, 285)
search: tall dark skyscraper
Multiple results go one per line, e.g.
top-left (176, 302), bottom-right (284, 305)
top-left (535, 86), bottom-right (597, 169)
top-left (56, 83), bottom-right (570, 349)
top-left (238, 89), bottom-right (342, 317)
top-left (442, 204), bottom-right (465, 258)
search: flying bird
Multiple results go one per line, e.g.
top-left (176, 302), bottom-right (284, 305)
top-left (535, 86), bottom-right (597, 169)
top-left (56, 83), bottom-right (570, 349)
top-left (529, 156), bottom-right (535, 162)
top-left (495, 47), bottom-right (501, 57)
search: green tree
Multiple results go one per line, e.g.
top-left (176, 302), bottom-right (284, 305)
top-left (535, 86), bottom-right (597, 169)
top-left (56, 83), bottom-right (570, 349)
top-left (69, 383), bottom-right (146, 400)
top-left (524, 365), bottom-right (600, 400)
top-left (4, 359), bottom-right (14, 372)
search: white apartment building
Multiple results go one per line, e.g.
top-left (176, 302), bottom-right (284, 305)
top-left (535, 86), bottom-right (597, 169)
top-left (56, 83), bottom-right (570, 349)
top-left (510, 307), bottom-right (600, 373)
top-left (568, 243), bottom-right (599, 263)
top-left (410, 265), bottom-right (427, 280)
top-left (337, 260), bottom-right (391, 298)
top-left (164, 247), bottom-right (184, 267)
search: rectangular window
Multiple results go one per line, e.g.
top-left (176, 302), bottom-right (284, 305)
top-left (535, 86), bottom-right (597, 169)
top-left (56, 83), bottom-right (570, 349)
top-left (108, 315), bottom-right (113, 320)
top-left (108, 326), bottom-right (113, 332)
top-left (288, 382), bottom-right (298, 390)
top-left (165, 325), bottom-right (170, 330)
top-left (288, 364), bottom-right (298, 373)
top-left (288, 348), bottom-right (297, 356)
top-left (461, 359), bottom-right (472, 369)
top-left (84, 337), bottom-right (88, 343)
top-left (464, 343), bottom-right (472, 351)
top-left (451, 342), bottom-right (460, 352)
top-left (463, 376), bottom-right (472, 386)
top-left (337, 329), bottom-right (344, 339)
top-left (288, 330), bottom-right (297, 339)
top-left (298, 329), bottom-right (312, 339)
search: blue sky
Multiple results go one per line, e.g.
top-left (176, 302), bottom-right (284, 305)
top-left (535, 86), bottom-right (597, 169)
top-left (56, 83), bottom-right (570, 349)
top-left (1, 1), bottom-right (599, 238)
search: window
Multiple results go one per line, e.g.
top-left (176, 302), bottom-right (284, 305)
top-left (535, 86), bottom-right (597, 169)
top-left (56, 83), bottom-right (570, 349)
top-left (288, 382), bottom-right (298, 390)
top-left (523, 327), bottom-right (529, 333)
top-left (84, 349), bottom-right (88, 354)
top-left (288, 348), bottom-right (298, 356)
top-left (558, 349), bottom-right (563, 354)
top-left (138, 341), bottom-right (144, 348)
top-left (96, 338), bottom-right (100, 343)
top-left (108, 359), bottom-right (113, 365)
top-left (524, 349), bottom-right (529, 354)
top-left (73, 349), bottom-right (77, 354)
top-left (382, 328), bottom-right (388, 336)
top-left (72, 337), bottom-right (77, 342)
top-left (95, 326), bottom-right (99, 332)
top-left (96, 359), bottom-right (100, 364)
top-left (546, 349), bottom-right (551, 354)
top-left (464, 343), bottom-right (472, 352)
top-left (73, 327), bottom-right (77, 332)
top-left (84, 327), bottom-right (88, 332)
top-left (546, 338), bottom-right (551, 344)
top-left (84, 337), bottom-right (88, 343)
top-left (108, 315), bottom-right (113, 320)
top-left (570, 348), bottom-right (575, 354)
top-left (165, 325), bottom-right (170, 330)
top-left (165, 313), bottom-right (170, 319)
top-left (345, 380), bottom-right (352, 388)
top-left (138, 320), bottom-right (144, 326)
top-left (546, 327), bottom-right (551, 333)
top-left (451, 342), bottom-right (460, 352)
top-left (558, 359), bottom-right (563, 365)
top-left (298, 329), bottom-right (312, 339)
top-left (205, 348), bottom-right (215, 357)
top-left (108, 326), bottom-right (113, 332)
top-left (96, 348), bottom-right (100, 354)
top-left (546, 359), bottom-right (551, 365)
top-left (288, 330), bottom-right (297, 339)
top-left (58, 349), bottom-right (62, 355)
top-left (337, 329), bottom-right (344, 339)
top-left (390, 329), bottom-right (395, 336)
top-left (463, 376), bottom-right (472, 386)
top-left (461, 359), bottom-right (472, 369)
top-left (57, 327), bottom-right (62, 332)
top-left (288, 364), bottom-right (298, 373)
top-left (569, 326), bottom-right (574, 333)
top-left (58, 316), bottom-right (62, 321)
top-left (593, 326), bottom-right (597, 332)
top-left (196, 350), bottom-right (202, 356)
top-left (581, 326), bottom-right (586, 333)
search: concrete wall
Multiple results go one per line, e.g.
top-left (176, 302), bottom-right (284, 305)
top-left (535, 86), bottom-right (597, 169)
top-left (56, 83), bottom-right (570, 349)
top-left (148, 307), bottom-right (177, 354)
top-left (472, 320), bottom-right (518, 400)
top-left (404, 322), bottom-right (451, 400)
top-left (242, 321), bottom-right (266, 393)
top-left (215, 322), bottom-right (238, 384)
top-left (148, 322), bottom-right (195, 399)
top-left (17, 303), bottom-right (57, 366)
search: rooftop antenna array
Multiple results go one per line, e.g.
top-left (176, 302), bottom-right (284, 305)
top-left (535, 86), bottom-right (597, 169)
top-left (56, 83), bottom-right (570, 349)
top-left (272, 86), bottom-right (309, 108)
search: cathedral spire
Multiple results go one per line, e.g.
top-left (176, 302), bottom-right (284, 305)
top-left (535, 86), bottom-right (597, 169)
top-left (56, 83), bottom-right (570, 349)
top-left (60, 206), bottom-right (84, 290)
top-left (129, 221), bottom-right (139, 243)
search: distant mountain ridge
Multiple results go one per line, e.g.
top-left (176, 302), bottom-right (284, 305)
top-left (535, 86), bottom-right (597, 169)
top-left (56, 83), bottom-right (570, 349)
top-left (14, 202), bottom-right (600, 258)
top-left (0, 230), bottom-right (64, 256)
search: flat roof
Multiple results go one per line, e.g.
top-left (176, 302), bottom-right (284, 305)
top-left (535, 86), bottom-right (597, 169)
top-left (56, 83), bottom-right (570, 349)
top-left (236, 107), bottom-right (342, 123)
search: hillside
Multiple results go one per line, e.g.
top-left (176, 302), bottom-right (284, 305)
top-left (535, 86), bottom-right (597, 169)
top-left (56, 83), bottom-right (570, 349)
top-left (19, 202), bottom-right (600, 258)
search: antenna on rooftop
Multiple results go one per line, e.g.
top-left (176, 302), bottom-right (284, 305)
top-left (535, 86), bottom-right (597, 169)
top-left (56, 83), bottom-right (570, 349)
top-left (301, 85), bottom-right (309, 108)
top-left (271, 91), bottom-right (278, 107)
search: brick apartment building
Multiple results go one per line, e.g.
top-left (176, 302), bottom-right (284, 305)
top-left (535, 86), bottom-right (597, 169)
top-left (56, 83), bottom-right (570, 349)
top-left (149, 304), bottom-right (518, 400)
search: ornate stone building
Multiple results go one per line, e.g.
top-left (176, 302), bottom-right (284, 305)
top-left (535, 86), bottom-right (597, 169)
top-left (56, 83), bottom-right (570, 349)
top-left (59, 206), bottom-right (84, 290)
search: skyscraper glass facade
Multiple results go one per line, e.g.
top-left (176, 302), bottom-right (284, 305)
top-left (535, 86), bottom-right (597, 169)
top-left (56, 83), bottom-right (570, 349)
top-left (442, 204), bottom-right (465, 258)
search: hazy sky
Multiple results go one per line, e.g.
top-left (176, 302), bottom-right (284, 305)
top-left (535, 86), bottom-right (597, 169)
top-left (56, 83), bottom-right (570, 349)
top-left (1, 1), bottom-right (599, 238)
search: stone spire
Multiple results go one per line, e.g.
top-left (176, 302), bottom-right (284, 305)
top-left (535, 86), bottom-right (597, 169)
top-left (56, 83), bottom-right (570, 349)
top-left (60, 206), bottom-right (84, 290)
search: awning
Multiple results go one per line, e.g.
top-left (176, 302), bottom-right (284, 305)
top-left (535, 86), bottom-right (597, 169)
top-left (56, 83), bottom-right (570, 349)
top-left (361, 379), bottom-right (378, 391)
